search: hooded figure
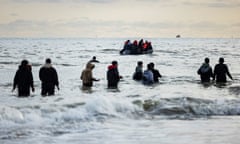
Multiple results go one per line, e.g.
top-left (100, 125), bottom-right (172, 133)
top-left (13, 60), bottom-right (34, 97)
top-left (107, 61), bottom-right (121, 88)
top-left (197, 57), bottom-right (213, 82)
top-left (81, 62), bottom-right (99, 87)
top-left (39, 58), bottom-right (59, 96)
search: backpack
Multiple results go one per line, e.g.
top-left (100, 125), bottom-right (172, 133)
top-left (142, 70), bottom-right (153, 84)
top-left (200, 66), bottom-right (210, 74)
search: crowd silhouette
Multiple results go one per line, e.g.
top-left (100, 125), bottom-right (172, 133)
top-left (12, 56), bottom-right (234, 97)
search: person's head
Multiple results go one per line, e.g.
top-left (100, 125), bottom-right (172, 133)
top-left (137, 61), bottom-right (143, 67)
top-left (149, 62), bottom-right (154, 69)
top-left (204, 57), bottom-right (210, 64)
top-left (219, 57), bottom-right (224, 64)
top-left (21, 59), bottom-right (29, 66)
top-left (46, 58), bottom-right (51, 64)
top-left (92, 56), bottom-right (96, 60)
top-left (147, 64), bottom-right (152, 70)
top-left (112, 60), bottom-right (118, 66)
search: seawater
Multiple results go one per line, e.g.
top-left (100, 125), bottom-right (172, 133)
top-left (0, 38), bottom-right (240, 144)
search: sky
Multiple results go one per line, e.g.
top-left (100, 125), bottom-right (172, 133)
top-left (0, 0), bottom-right (240, 38)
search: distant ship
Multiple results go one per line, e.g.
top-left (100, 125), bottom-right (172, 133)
top-left (176, 35), bottom-right (181, 38)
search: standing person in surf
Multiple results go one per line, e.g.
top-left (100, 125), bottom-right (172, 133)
top-left (12, 59), bottom-right (35, 97)
top-left (197, 57), bottom-right (214, 83)
top-left (39, 58), bottom-right (59, 96)
top-left (107, 60), bottom-right (122, 89)
top-left (213, 57), bottom-right (233, 83)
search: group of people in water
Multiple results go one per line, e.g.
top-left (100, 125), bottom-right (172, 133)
top-left (133, 61), bottom-right (162, 85)
top-left (197, 57), bottom-right (233, 83)
top-left (12, 56), bottom-right (233, 97)
top-left (13, 58), bottom-right (59, 97)
top-left (120, 39), bottom-right (153, 55)
top-left (81, 58), bottom-right (123, 89)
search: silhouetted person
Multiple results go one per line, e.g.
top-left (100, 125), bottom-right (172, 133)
top-left (120, 40), bottom-right (131, 54)
top-left (107, 61), bottom-right (122, 88)
top-left (133, 61), bottom-right (143, 80)
top-left (81, 63), bottom-right (99, 87)
top-left (214, 57), bottom-right (233, 83)
top-left (197, 57), bottom-right (214, 82)
top-left (12, 60), bottom-right (34, 97)
top-left (39, 58), bottom-right (59, 96)
top-left (149, 62), bottom-right (162, 82)
top-left (142, 64), bottom-right (154, 85)
top-left (89, 56), bottom-right (99, 63)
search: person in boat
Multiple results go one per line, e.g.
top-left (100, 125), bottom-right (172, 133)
top-left (142, 64), bottom-right (154, 85)
top-left (142, 40), bottom-right (152, 53)
top-left (89, 56), bottom-right (99, 63)
top-left (130, 40), bottom-right (138, 54)
top-left (133, 61), bottom-right (143, 80)
top-left (213, 57), bottom-right (233, 83)
top-left (81, 62), bottom-right (99, 87)
top-left (107, 60), bottom-right (122, 88)
top-left (149, 62), bottom-right (162, 83)
top-left (197, 57), bottom-right (214, 82)
top-left (120, 40), bottom-right (132, 54)
top-left (147, 42), bottom-right (153, 51)
top-left (39, 58), bottom-right (59, 96)
top-left (12, 59), bottom-right (35, 97)
top-left (138, 39), bottom-right (144, 49)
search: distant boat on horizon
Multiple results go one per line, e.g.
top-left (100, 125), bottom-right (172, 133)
top-left (176, 35), bottom-right (181, 38)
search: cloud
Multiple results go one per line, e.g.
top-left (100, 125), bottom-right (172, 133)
top-left (10, 13), bottom-right (18, 17)
top-left (189, 21), bottom-right (226, 29)
top-left (232, 23), bottom-right (240, 27)
top-left (9, 0), bottom-right (63, 3)
top-left (0, 18), bottom-right (237, 38)
top-left (0, 18), bottom-right (178, 37)
top-left (8, 0), bottom-right (117, 3)
top-left (0, 19), bottom-right (50, 37)
top-left (182, 0), bottom-right (240, 8)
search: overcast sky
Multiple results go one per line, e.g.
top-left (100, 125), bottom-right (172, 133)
top-left (0, 0), bottom-right (240, 38)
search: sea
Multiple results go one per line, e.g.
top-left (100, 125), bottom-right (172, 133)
top-left (0, 38), bottom-right (240, 144)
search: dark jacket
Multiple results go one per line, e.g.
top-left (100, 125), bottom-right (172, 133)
top-left (197, 63), bottom-right (213, 82)
top-left (214, 63), bottom-right (232, 82)
top-left (133, 66), bottom-right (143, 80)
top-left (107, 65), bottom-right (120, 88)
top-left (39, 64), bottom-right (59, 87)
top-left (13, 65), bottom-right (34, 96)
top-left (151, 69), bottom-right (162, 82)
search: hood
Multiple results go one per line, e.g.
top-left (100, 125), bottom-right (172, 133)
top-left (202, 63), bottom-right (209, 68)
top-left (108, 65), bottom-right (117, 70)
top-left (86, 62), bottom-right (95, 70)
top-left (43, 63), bottom-right (52, 68)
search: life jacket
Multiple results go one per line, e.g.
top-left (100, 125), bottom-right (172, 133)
top-left (143, 43), bottom-right (148, 49)
top-left (108, 65), bottom-right (117, 70)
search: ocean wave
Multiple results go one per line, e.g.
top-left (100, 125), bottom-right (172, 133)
top-left (142, 97), bottom-right (240, 117)
top-left (0, 61), bottom-right (19, 65)
top-left (0, 106), bottom-right (24, 123)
